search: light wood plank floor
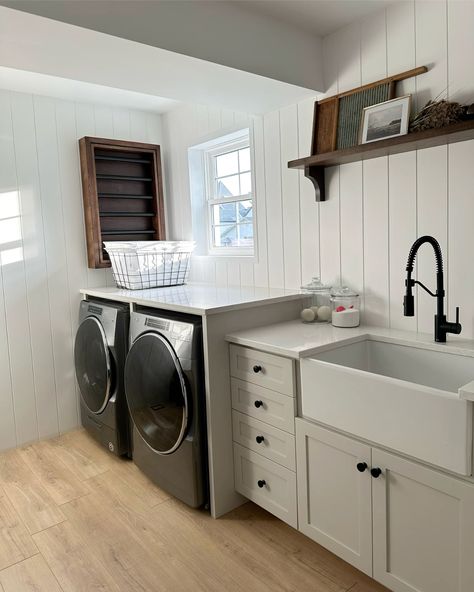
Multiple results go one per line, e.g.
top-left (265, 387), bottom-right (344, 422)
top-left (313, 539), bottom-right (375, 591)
top-left (0, 429), bottom-right (389, 592)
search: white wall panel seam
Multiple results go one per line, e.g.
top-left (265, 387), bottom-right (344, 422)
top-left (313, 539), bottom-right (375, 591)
top-left (361, 160), bottom-right (365, 313)
top-left (16, 94), bottom-right (41, 441)
top-left (446, 144), bottom-right (449, 316)
top-left (15, 106), bottom-right (42, 440)
top-left (296, 104), bottom-right (303, 284)
top-left (2, 91), bottom-right (19, 447)
top-left (278, 110), bottom-right (286, 289)
top-left (384, 8), bottom-right (388, 77)
top-left (445, 0), bottom-right (449, 100)
top-left (255, 114), bottom-right (270, 288)
top-left (387, 132), bottom-right (391, 327)
top-left (34, 95), bottom-right (76, 433)
top-left (0, 270), bottom-right (15, 445)
top-left (413, 0), bottom-right (418, 112)
top-left (415, 149), bottom-right (419, 333)
top-left (54, 100), bottom-right (77, 429)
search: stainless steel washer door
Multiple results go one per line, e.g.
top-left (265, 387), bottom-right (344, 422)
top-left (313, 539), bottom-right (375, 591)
top-left (125, 332), bottom-right (189, 455)
top-left (74, 316), bottom-right (111, 414)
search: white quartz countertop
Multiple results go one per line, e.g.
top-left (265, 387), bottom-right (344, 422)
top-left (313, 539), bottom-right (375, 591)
top-left (226, 319), bottom-right (474, 360)
top-left (80, 283), bottom-right (304, 316)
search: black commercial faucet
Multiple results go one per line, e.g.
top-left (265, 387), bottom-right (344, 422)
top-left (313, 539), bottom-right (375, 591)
top-left (403, 235), bottom-right (461, 343)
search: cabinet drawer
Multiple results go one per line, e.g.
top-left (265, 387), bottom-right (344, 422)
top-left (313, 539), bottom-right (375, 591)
top-left (233, 443), bottom-right (297, 528)
top-left (230, 344), bottom-right (295, 396)
top-left (231, 378), bottom-right (295, 433)
top-left (232, 411), bottom-right (296, 470)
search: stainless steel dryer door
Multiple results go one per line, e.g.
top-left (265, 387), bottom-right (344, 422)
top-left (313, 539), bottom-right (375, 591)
top-left (74, 316), bottom-right (112, 414)
top-left (125, 332), bottom-right (189, 455)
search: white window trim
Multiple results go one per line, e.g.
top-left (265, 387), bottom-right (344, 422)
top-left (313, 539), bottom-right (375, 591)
top-left (203, 132), bottom-right (255, 257)
top-left (188, 126), bottom-right (258, 261)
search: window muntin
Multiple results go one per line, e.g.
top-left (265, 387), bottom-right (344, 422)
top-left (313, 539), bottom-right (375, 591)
top-left (205, 136), bottom-right (254, 254)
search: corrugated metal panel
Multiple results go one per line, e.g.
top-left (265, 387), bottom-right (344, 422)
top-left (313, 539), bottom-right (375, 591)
top-left (337, 83), bottom-right (391, 149)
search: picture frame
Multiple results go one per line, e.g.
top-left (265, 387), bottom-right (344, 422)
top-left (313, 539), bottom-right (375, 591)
top-left (359, 95), bottom-right (411, 144)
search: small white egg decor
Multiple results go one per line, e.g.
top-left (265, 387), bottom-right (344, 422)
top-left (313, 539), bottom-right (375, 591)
top-left (316, 305), bottom-right (331, 322)
top-left (310, 306), bottom-right (319, 317)
top-left (300, 308), bottom-right (316, 323)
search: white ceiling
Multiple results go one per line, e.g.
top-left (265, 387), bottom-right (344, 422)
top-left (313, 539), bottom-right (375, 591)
top-left (0, 1), bottom-right (394, 93)
top-left (0, 1), bottom-right (394, 112)
top-left (235, 0), bottom-right (393, 37)
top-left (1, 1), bottom-right (394, 39)
top-left (0, 6), bottom-right (317, 114)
top-left (0, 0), bottom-right (325, 91)
top-left (0, 66), bottom-right (180, 113)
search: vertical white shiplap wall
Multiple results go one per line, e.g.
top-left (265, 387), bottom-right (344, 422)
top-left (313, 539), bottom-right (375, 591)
top-left (163, 0), bottom-right (474, 339)
top-left (0, 91), bottom-right (164, 451)
top-left (325, 0), bottom-right (474, 338)
top-left (161, 99), bottom-right (318, 291)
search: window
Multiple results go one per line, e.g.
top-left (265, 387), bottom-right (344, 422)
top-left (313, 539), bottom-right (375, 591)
top-left (0, 190), bottom-right (23, 266)
top-left (203, 131), bottom-right (254, 256)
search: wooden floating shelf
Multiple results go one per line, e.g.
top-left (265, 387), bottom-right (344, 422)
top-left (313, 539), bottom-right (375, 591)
top-left (288, 119), bottom-right (474, 202)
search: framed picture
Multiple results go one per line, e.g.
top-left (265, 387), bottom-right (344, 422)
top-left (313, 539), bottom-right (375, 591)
top-left (359, 95), bottom-right (411, 144)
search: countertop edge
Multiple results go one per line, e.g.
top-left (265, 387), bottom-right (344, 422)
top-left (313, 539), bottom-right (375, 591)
top-left (225, 333), bottom-right (370, 359)
top-left (80, 288), bottom-right (207, 315)
top-left (225, 322), bottom-right (474, 360)
top-left (80, 287), bottom-right (303, 316)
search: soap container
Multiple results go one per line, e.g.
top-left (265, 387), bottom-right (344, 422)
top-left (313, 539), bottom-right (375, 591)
top-left (330, 287), bottom-right (360, 328)
top-left (300, 277), bottom-right (332, 323)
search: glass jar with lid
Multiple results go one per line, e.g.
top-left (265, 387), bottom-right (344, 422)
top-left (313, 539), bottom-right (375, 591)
top-left (300, 277), bottom-right (332, 323)
top-left (330, 286), bottom-right (360, 327)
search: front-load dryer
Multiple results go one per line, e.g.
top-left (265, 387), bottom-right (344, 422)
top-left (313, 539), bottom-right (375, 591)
top-left (74, 298), bottom-right (130, 456)
top-left (125, 309), bottom-right (208, 508)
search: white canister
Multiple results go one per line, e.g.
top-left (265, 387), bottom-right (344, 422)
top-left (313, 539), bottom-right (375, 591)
top-left (330, 286), bottom-right (360, 328)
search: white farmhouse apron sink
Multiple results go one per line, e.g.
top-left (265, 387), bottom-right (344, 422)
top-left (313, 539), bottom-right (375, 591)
top-left (300, 337), bottom-right (474, 475)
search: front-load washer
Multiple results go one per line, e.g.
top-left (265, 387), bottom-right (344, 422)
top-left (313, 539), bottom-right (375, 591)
top-left (125, 309), bottom-right (208, 508)
top-left (74, 298), bottom-right (130, 457)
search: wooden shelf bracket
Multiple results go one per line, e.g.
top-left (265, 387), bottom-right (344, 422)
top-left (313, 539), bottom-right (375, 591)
top-left (305, 165), bottom-right (326, 202)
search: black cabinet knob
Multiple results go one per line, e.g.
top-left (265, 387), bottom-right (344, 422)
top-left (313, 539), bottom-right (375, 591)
top-left (257, 479), bottom-right (266, 488)
top-left (371, 467), bottom-right (382, 478)
top-left (256, 435), bottom-right (265, 444)
top-left (254, 400), bottom-right (263, 408)
top-left (253, 365), bottom-right (262, 373)
top-left (356, 462), bottom-right (368, 473)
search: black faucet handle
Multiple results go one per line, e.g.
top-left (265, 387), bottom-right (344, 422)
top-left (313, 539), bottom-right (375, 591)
top-left (443, 306), bottom-right (462, 337)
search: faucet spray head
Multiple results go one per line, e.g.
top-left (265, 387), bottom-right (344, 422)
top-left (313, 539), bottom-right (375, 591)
top-left (404, 278), bottom-right (415, 316)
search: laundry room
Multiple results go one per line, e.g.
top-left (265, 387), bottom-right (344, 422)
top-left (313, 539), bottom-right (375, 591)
top-left (1, 1), bottom-right (474, 591)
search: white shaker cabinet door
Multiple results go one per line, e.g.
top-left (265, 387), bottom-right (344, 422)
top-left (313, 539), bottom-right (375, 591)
top-left (372, 449), bottom-right (474, 592)
top-left (295, 419), bottom-right (373, 576)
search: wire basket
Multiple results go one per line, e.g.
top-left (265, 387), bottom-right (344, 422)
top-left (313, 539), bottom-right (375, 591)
top-left (104, 241), bottom-right (195, 290)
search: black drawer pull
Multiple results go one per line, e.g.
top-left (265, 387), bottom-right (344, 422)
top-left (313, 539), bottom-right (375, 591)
top-left (256, 435), bottom-right (265, 444)
top-left (371, 467), bottom-right (382, 478)
top-left (356, 462), bottom-right (368, 473)
top-left (253, 365), bottom-right (262, 373)
top-left (254, 400), bottom-right (263, 408)
top-left (257, 479), bottom-right (266, 488)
